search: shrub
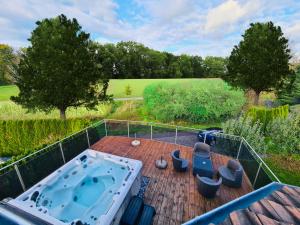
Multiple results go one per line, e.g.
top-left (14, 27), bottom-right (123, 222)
top-left (266, 114), bottom-right (300, 154)
top-left (143, 81), bottom-right (245, 123)
top-left (222, 117), bottom-right (266, 153)
top-left (246, 105), bottom-right (289, 129)
top-left (0, 118), bottom-right (92, 157)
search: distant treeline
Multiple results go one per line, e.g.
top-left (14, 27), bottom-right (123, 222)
top-left (0, 41), bottom-right (228, 85)
top-left (94, 41), bottom-right (228, 79)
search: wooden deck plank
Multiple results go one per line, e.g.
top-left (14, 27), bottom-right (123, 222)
top-left (91, 136), bottom-right (253, 225)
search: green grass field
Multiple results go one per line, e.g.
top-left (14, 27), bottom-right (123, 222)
top-left (0, 78), bottom-right (222, 120)
top-left (0, 78), bottom-right (221, 101)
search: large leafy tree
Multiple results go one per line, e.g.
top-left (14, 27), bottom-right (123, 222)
top-left (0, 44), bottom-right (17, 85)
top-left (12, 14), bottom-right (110, 119)
top-left (225, 22), bottom-right (293, 105)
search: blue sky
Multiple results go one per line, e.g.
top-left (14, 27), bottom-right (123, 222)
top-left (1, 0), bottom-right (300, 58)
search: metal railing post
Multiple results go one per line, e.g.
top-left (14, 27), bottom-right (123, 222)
top-left (236, 139), bottom-right (243, 160)
top-left (253, 162), bottom-right (262, 189)
top-left (175, 127), bottom-right (178, 144)
top-left (127, 121), bottom-right (130, 137)
top-left (86, 129), bottom-right (90, 148)
top-left (14, 164), bottom-right (26, 191)
top-left (204, 133), bottom-right (207, 144)
top-left (59, 142), bottom-right (66, 164)
top-left (150, 124), bottom-right (153, 140)
top-left (104, 120), bottom-right (108, 136)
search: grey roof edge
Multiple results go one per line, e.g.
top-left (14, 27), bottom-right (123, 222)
top-left (182, 182), bottom-right (285, 225)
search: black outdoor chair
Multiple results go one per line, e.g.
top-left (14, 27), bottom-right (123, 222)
top-left (171, 150), bottom-right (189, 172)
top-left (193, 142), bottom-right (211, 159)
top-left (196, 174), bottom-right (222, 198)
top-left (218, 159), bottom-right (243, 188)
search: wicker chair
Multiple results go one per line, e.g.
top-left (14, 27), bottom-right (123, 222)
top-left (171, 150), bottom-right (189, 172)
top-left (196, 174), bottom-right (222, 198)
top-left (193, 142), bottom-right (211, 159)
top-left (218, 159), bottom-right (243, 188)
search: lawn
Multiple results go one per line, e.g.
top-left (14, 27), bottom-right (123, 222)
top-left (0, 78), bottom-right (221, 101)
top-left (0, 85), bottom-right (19, 101)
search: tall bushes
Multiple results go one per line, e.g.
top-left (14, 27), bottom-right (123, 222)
top-left (222, 117), bottom-right (266, 153)
top-left (223, 114), bottom-right (300, 155)
top-left (246, 105), bottom-right (289, 129)
top-left (266, 114), bottom-right (300, 154)
top-left (143, 81), bottom-right (245, 123)
top-left (0, 118), bottom-right (91, 157)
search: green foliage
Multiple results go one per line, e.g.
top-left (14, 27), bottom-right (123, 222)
top-left (277, 66), bottom-right (300, 105)
top-left (246, 105), bottom-right (289, 129)
top-left (0, 118), bottom-right (92, 157)
top-left (0, 44), bottom-right (17, 85)
top-left (11, 14), bottom-right (110, 119)
top-left (124, 84), bottom-right (132, 96)
top-left (266, 114), bottom-right (300, 154)
top-left (225, 22), bottom-right (293, 104)
top-left (144, 80), bottom-right (245, 123)
top-left (223, 113), bottom-right (300, 155)
top-left (94, 41), bottom-right (226, 79)
top-left (204, 56), bottom-right (228, 78)
top-left (222, 117), bottom-right (266, 153)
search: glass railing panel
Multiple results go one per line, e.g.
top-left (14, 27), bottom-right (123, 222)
top-left (212, 134), bottom-right (240, 158)
top-left (128, 122), bottom-right (151, 139)
top-left (0, 166), bottom-right (24, 200)
top-left (87, 122), bottom-right (106, 146)
top-left (18, 144), bottom-right (64, 189)
top-left (106, 120), bottom-right (128, 136)
top-left (62, 131), bottom-right (89, 162)
top-left (152, 124), bottom-right (176, 144)
top-left (238, 142), bottom-right (260, 185)
top-left (253, 164), bottom-right (273, 189)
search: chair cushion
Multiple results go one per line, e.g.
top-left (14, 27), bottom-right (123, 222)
top-left (227, 160), bottom-right (241, 171)
top-left (137, 204), bottom-right (156, 225)
top-left (219, 166), bottom-right (235, 181)
top-left (181, 159), bottom-right (189, 168)
top-left (120, 196), bottom-right (144, 225)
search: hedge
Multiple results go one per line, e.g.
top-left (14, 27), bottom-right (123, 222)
top-left (143, 81), bottom-right (245, 123)
top-left (246, 105), bottom-right (289, 129)
top-left (0, 118), bottom-right (92, 157)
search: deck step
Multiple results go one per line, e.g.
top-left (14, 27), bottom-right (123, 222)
top-left (137, 204), bottom-right (156, 225)
top-left (120, 196), bottom-right (144, 225)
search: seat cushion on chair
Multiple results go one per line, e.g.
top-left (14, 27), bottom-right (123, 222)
top-left (138, 204), bottom-right (156, 225)
top-left (181, 159), bottom-right (189, 168)
top-left (120, 196), bottom-right (144, 225)
top-left (218, 166), bottom-right (234, 181)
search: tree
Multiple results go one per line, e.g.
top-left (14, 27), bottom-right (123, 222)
top-left (225, 22), bottom-right (293, 105)
top-left (11, 14), bottom-right (110, 119)
top-left (0, 44), bottom-right (17, 85)
top-left (124, 84), bottom-right (132, 96)
top-left (204, 56), bottom-right (227, 78)
top-left (277, 66), bottom-right (300, 105)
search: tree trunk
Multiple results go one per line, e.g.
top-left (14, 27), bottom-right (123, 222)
top-left (60, 108), bottom-right (66, 120)
top-left (254, 91), bottom-right (260, 105)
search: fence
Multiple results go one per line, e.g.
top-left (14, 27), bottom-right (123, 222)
top-left (0, 119), bottom-right (280, 200)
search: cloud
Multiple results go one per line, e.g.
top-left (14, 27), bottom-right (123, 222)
top-left (204, 0), bottom-right (261, 33)
top-left (1, 0), bottom-right (300, 57)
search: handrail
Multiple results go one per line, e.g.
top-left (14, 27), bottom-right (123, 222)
top-left (0, 119), bottom-right (280, 187)
top-left (0, 120), bottom-right (104, 172)
top-left (242, 137), bottom-right (280, 183)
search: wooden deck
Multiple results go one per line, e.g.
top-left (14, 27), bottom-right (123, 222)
top-left (91, 136), bottom-right (253, 225)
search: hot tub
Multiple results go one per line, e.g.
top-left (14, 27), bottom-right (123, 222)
top-left (9, 150), bottom-right (143, 225)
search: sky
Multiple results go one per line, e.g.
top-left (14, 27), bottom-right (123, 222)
top-left (1, 0), bottom-right (300, 58)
